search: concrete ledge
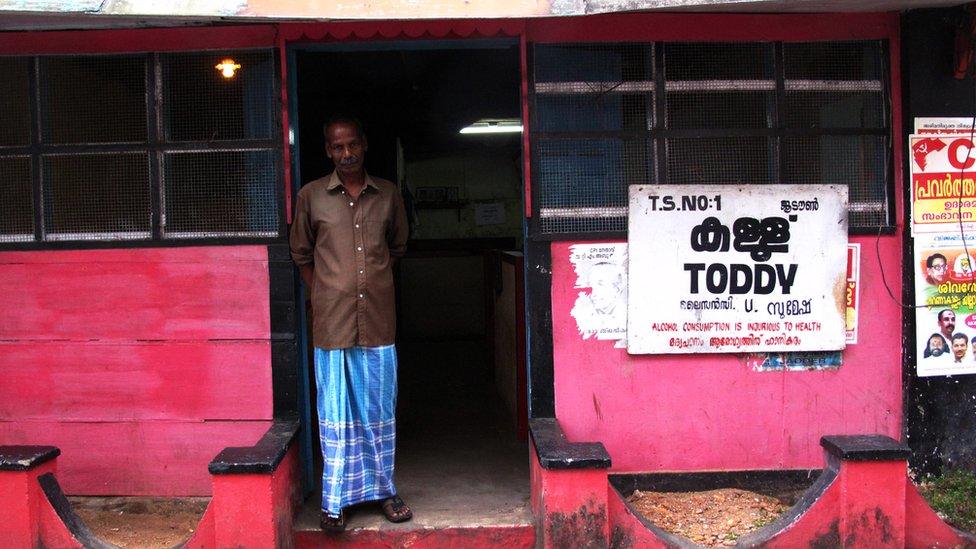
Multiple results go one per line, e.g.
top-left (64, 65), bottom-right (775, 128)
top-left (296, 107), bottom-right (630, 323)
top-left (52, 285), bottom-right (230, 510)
top-left (821, 434), bottom-right (911, 461)
top-left (529, 418), bottom-right (610, 470)
top-left (209, 416), bottom-right (299, 474)
top-left (0, 446), bottom-right (60, 471)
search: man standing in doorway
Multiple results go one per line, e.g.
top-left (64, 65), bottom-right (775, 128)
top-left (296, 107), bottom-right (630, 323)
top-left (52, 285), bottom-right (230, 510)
top-left (290, 115), bottom-right (411, 531)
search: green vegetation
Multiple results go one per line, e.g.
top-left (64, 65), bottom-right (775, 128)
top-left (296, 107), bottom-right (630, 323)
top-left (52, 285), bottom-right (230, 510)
top-left (919, 469), bottom-right (976, 532)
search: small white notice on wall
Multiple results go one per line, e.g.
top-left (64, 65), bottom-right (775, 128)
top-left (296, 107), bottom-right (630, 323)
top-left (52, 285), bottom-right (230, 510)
top-left (569, 243), bottom-right (627, 343)
top-left (474, 202), bottom-right (506, 226)
top-left (627, 184), bottom-right (848, 354)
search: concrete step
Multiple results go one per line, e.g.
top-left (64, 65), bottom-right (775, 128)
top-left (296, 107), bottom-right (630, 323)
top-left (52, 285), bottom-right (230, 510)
top-left (294, 523), bottom-right (535, 548)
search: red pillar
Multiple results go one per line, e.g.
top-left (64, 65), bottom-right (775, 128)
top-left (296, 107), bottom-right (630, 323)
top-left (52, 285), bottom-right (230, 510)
top-left (530, 418), bottom-right (611, 548)
top-left (0, 446), bottom-right (61, 547)
top-left (821, 435), bottom-right (910, 548)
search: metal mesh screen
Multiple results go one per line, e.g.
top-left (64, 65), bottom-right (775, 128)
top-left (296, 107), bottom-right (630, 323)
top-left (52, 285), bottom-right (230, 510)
top-left (666, 91), bottom-right (773, 129)
top-left (0, 156), bottom-right (33, 241)
top-left (163, 150), bottom-right (278, 236)
top-left (533, 43), bottom-right (654, 233)
top-left (40, 55), bottom-right (147, 144)
top-left (43, 153), bottom-right (150, 239)
top-left (162, 50), bottom-right (276, 142)
top-left (664, 42), bottom-right (774, 81)
top-left (534, 43), bottom-right (653, 83)
top-left (784, 41), bottom-right (884, 81)
top-left (0, 57), bottom-right (32, 147)
top-left (786, 92), bottom-right (884, 128)
top-left (783, 135), bottom-right (888, 228)
top-left (536, 138), bottom-right (646, 233)
top-left (666, 137), bottom-right (775, 185)
top-left (535, 93), bottom-right (651, 132)
top-left (531, 39), bottom-right (891, 236)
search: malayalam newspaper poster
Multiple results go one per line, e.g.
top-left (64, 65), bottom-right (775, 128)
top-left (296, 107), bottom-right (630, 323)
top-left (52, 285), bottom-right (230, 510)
top-left (846, 243), bottom-right (860, 344)
top-left (910, 133), bottom-right (976, 236)
top-left (627, 184), bottom-right (848, 354)
top-left (914, 233), bottom-right (976, 377)
top-left (569, 243), bottom-right (627, 344)
top-left (915, 117), bottom-right (976, 134)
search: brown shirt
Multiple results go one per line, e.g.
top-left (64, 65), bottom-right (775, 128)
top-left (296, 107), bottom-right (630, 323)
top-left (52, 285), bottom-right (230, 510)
top-left (289, 171), bottom-right (408, 349)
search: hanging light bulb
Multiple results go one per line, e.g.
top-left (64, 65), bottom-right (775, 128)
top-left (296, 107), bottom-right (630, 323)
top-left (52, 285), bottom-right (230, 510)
top-left (215, 59), bottom-right (241, 79)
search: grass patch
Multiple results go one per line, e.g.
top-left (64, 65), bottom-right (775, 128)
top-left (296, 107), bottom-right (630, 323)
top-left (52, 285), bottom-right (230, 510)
top-left (919, 469), bottom-right (976, 532)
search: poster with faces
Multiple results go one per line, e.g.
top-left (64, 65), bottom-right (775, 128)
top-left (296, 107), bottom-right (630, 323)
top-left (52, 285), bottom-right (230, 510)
top-left (569, 243), bottom-right (628, 346)
top-left (915, 234), bottom-right (976, 376)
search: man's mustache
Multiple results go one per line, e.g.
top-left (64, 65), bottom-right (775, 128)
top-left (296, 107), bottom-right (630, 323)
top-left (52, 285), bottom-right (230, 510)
top-left (339, 156), bottom-right (360, 166)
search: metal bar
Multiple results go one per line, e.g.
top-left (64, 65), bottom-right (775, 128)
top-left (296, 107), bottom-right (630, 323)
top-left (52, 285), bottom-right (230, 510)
top-left (539, 206), bottom-right (628, 218)
top-left (534, 80), bottom-right (655, 94)
top-left (784, 79), bottom-right (883, 92)
top-left (665, 79), bottom-right (776, 92)
top-left (148, 53), bottom-right (163, 240)
top-left (29, 56), bottom-right (43, 242)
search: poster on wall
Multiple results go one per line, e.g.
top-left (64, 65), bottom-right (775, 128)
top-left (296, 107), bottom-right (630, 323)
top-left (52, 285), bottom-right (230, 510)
top-left (910, 134), bottom-right (976, 236)
top-left (915, 117), bottom-right (976, 134)
top-left (914, 234), bottom-right (976, 377)
top-left (846, 243), bottom-right (861, 344)
top-left (627, 184), bottom-right (848, 355)
top-left (569, 243), bottom-right (627, 344)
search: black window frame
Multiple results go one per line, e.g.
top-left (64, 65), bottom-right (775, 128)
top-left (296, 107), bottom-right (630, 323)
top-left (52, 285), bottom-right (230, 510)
top-left (0, 48), bottom-right (285, 250)
top-left (527, 40), bottom-right (895, 241)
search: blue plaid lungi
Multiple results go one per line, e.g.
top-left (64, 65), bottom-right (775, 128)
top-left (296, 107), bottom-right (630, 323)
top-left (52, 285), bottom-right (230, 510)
top-left (314, 345), bottom-right (398, 518)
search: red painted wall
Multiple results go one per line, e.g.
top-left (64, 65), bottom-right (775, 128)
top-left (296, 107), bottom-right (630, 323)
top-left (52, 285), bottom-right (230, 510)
top-left (551, 235), bottom-right (903, 472)
top-left (0, 246), bottom-right (273, 495)
top-left (539, 10), bottom-right (905, 474)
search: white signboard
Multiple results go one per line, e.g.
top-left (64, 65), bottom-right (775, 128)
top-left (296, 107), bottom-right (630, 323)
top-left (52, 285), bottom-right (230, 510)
top-left (569, 243), bottom-right (627, 344)
top-left (627, 184), bottom-right (848, 354)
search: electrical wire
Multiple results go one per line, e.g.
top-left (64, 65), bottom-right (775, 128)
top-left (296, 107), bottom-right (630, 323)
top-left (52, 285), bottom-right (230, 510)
top-left (878, 42), bottom-right (976, 310)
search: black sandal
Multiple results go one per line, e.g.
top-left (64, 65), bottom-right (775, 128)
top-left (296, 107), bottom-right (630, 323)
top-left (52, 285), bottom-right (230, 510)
top-left (320, 511), bottom-right (346, 532)
top-left (381, 495), bottom-right (413, 523)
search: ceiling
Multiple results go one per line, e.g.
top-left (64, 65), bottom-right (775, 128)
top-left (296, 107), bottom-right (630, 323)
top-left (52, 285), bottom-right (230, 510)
top-left (0, 0), bottom-right (970, 31)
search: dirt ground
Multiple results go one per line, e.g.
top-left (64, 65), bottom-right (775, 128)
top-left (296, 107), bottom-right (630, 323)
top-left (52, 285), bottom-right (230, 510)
top-left (68, 497), bottom-right (210, 549)
top-left (627, 488), bottom-right (798, 547)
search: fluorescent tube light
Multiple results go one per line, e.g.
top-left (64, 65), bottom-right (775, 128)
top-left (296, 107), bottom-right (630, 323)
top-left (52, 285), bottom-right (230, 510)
top-left (459, 118), bottom-right (523, 134)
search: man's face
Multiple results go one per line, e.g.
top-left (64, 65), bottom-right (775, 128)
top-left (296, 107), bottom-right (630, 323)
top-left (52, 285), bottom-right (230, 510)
top-left (928, 257), bottom-right (948, 283)
top-left (929, 335), bottom-right (945, 353)
top-left (939, 311), bottom-right (956, 336)
top-left (953, 338), bottom-right (967, 360)
top-left (325, 122), bottom-right (367, 178)
top-left (589, 265), bottom-right (623, 313)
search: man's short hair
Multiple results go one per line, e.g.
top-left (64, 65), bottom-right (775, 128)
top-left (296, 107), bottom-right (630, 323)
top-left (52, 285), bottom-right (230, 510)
top-left (323, 114), bottom-right (365, 140)
top-left (927, 253), bottom-right (947, 268)
top-left (953, 332), bottom-right (969, 344)
top-left (938, 309), bottom-right (954, 321)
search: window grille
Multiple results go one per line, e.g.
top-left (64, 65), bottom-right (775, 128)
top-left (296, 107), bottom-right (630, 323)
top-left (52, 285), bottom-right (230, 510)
top-left (0, 49), bottom-right (280, 247)
top-left (531, 40), bottom-right (891, 237)
top-left (0, 58), bottom-right (31, 147)
top-left (0, 156), bottom-right (33, 242)
top-left (163, 150), bottom-right (278, 237)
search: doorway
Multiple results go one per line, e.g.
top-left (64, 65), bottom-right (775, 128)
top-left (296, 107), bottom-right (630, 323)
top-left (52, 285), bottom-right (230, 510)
top-left (288, 40), bottom-right (529, 529)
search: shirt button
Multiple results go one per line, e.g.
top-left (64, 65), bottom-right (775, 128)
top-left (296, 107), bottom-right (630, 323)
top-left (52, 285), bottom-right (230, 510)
top-left (359, 270), bottom-right (364, 274)
top-left (357, 246), bottom-right (362, 251)
top-left (349, 202), bottom-right (354, 207)
top-left (355, 224), bottom-right (360, 228)
top-left (359, 293), bottom-right (364, 298)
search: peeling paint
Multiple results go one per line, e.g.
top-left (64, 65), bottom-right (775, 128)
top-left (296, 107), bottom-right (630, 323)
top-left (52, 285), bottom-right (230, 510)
top-left (548, 503), bottom-right (608, 548)
top-left (809, 518), bottom-right (841, 549)
top-left (569, 243), bottom-right (627, 343)
top-left (100, 0), bottom-right (246, 16)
